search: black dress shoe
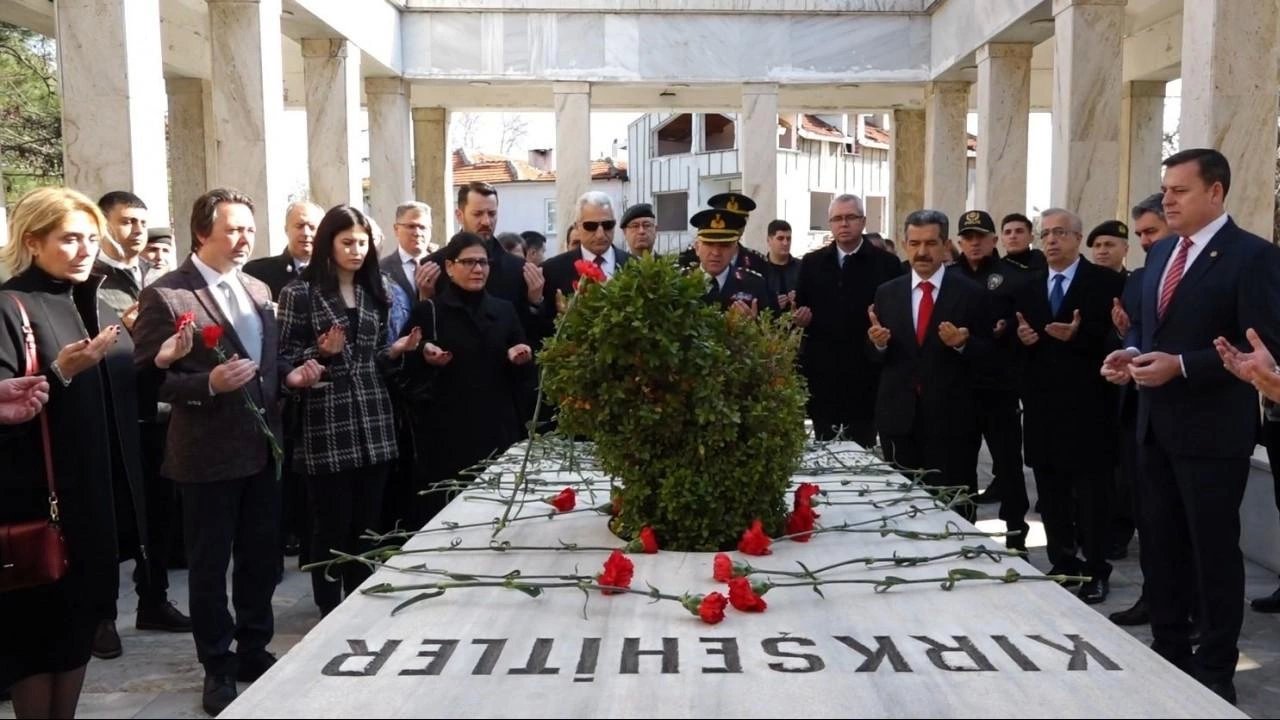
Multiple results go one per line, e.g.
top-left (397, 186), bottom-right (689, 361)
top-left (1203, 679), bottom-right (1236, 706)
top-left (136, 601), bottom-right (193, 632)
top-left (1078, 576), bottom-right (1110, 604)
top-left (973, 488), bottom-right (1001, 505)
top-left (1250, 585), bottom-right (1280, 613)
top-left (1108, 597), bottom-right (1150, 626)
top-left (284, 533), bottom-right (301, 558)
top-left (91, 620), bottom-right (123, 659)
top-left (236, 651), bottom-right (278, 683)
top-left (202, 673), bottom-right (237, 716)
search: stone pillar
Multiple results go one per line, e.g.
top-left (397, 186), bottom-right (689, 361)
top-left (1050, 0), bottom-right (1124, 228)
top-left (975, 43), bottom-right (1032, 220)
top-left (208, 0), bottom-right (287, 256)
top-left (1180, 0), bottom-right (1278, 239)
top-left (366, 78), bottom-right (413, 233)
top-left (412, 106), bottom-right (452, 246)
top-left (924, 82), bottom-right (970, 228)
top-left (302, 38), bottom-right (361, 210)
top-left (553, 82), bottom-right (592, 242)
top-left (0, 161), bottom-right (7, 250)
top-left (890, 109), bottom-right (926, 246)
top-left (166, 77), bottom-right (216, 257)
top-left (55, 0), bottom-right (170, 223)
top-left (1118, 81), bottom-right (1166, 268)
top-left (740, 83), bottom-right (779, 253)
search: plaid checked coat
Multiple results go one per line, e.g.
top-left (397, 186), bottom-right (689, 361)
top-left (276, 277), bottom-right (401, 475)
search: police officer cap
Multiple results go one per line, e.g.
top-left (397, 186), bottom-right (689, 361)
top-left (1086, 220), bottom-right (1129, 248)
top-left (147, 227), bottom-right (175, 246)
top-left (690, 209), bottom-right (746, 243)
top-left (957, 210), bottom-right (996, 235)
top-left (620, 203), bottom-right (655, 229)
top-left (707, 193), bottom-right (757, 217)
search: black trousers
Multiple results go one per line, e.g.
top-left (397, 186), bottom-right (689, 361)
top-left (1031, 461), bottom-right (1111, 578)
top-left (1264, 419), bottom-right (1280, 518)
top-left (1137, 440), bottom-right (1248, 686)
top-left (968, 390), bottom-right (1029, 538)
top-left (133, 420), bottom-right (174, 608)
top-left (882, 425), bottom-right (977, 523)
top-left (181, 462), bottom-right (280, 675)
top-left (306, 463), bottom-right (390, 614)
top-left (1111, 415), bottom-right (1140, 553)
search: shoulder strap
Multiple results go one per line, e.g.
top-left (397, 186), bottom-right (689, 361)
top-left (8, 294), bottom-right (59, 519)
top-left (426, 299), bottom-right (438, 342)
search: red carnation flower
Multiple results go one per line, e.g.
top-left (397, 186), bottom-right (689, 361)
top-left (786, 503), bottom-right (818, 542)
top-left (698, 592), bottom-right (728, 624)
top-left (727, 576), bottom-right (768, 612)
top-left (175, 311), bottom-right (196, 333)
top-left (737, 519), bottom-right (773, 556)
top-left (595, 549), bottom-right (634, 595)
top-left (548, 487), bottom-right (576, 512)
top-left (201, 324), bottom-right (224, 350)
top-left (794, 482), bottom-right (821, 510)
top-left (713, 553), bottom-right (735, 582)
top-left (573, 258), bottom-right (607, 285)
top-left (638, 526), bottom-right (659, 554)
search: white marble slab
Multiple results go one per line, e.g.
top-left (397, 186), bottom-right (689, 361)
top-left (225, 443), bottom-right (1244, 719)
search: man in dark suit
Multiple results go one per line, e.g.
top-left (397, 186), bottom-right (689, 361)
top-left (1102, 149), bottom-right (1280, 704)
top-left (793, 193), bottom-right (906, 445)
top-left (868, 210), bottom-right (990, 516)
top-left (133, 188), bottom-right (324, 716)
top-left (243, 201), bottom-right (321, 299)
top-left (687, 209), bottom-right (777, 316)
top-left (1015, 208), bottom-right (1125, 605)
top-left (540, 191), bottom-right (633, 325)
top-left (378, 200), bottom-right (434, 301)
top-left (94, 191), bottom-right (154, 325)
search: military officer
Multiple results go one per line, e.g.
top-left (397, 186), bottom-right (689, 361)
top-left (678, 192), bottom-right (769, 271)
top-left (690, 209), bottom-right (777, 316)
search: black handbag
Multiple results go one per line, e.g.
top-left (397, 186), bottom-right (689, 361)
top-left (0, 293), bottom-right (70, 592)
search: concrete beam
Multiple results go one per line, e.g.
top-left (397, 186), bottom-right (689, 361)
top-left (289, 0), bottom-right (402, 75)
top-left (930, 0), bottom-right (1052, 79)
top-left (1122, 11), bottom-right (1181, 82)
top-left (403, 0), bottom-right (932, 10)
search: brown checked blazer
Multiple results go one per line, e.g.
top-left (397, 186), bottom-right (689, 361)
top-left (132, 257), bottom-right (291, 484)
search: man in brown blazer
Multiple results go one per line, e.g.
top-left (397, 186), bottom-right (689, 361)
top-left (132, 188), bottom-right (323, 717)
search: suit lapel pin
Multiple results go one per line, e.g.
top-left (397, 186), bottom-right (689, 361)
top-left (1209, 250), bottom-right (1219, 258)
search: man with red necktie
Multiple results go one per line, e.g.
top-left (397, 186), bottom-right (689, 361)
top-left (1102, 148), bottom-right (1280, 705)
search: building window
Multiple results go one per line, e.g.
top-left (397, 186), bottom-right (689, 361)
top-left (654, 192), bottom-right (688, 232)
top-left (703, 114), bottom-right (735, 152)
top-left (809, 192), bottom-right (833, 231)
top-left (545, 199), bottom-right (556, 234)
top-left (778, 119), bottom-right (796, 150)
top-left (654, 114), bottom-right (693, 157)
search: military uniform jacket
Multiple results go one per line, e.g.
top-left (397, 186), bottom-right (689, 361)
top-left (704, 266), bottom-right (778, 314)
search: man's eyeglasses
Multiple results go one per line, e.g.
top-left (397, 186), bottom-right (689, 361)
top-left (1038, 227), bottom-right (1078, 240)
top-left (451, 258), bottom-right (490, 269)
top-left (829, 214), bottom-right (866, 225)
top-left (579, 220), bottom-right (617, 233)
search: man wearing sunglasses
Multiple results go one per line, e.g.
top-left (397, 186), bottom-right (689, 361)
top-left (539, 191), bottom-right (633, 324)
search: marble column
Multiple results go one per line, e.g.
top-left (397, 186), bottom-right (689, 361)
top-left (1180, 0), bottom-right (1278, 239)
top-left (1050, 0), bottom-right (1124, 228)
top-left (208, 0), bottom-right (287, 256)
top-left (924, 81), bottom-right (970, 229)
top-left (1118, 81), bottom-right (1166, 268)
top-left (166, 77), bottom-right (217, 257)
top-left (55, 0), bottom-right (170, 223)
top-left (975, 43), bottom-right (1032, 221)
top-left (302, 38), bottom-right (361, 210)
top-left (890, 109), bottom-right (926, 245)
top-left (553, 82), bottom-right (591, 243)
top-left (740, 83), bottom-right (779, 253)
top-left (366, 78), bottom-right (413, 233)
top-left (412, 106), bottom-right (452, 246)
top-left (0, 161), bottom-right (7, 250)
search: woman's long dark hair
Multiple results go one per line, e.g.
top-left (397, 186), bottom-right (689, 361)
top-left (302, 204), bottom-right (388, 309)
top-left (444, 231), bottom-right (487, 261)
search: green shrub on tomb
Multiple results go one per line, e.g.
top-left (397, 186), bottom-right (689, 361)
top-left (539, 254), bottom-right (808, 551)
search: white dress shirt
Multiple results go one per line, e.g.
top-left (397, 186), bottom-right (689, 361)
top-left (581, 245), bottom-right (618, 279)
top-left (1045, 255), bottom-right (1082, 304)
top-left (398, 246), bottom-right (425, 282)
top-left (192, 254), bottom-right (262, 354)
top-left (837, 239), bottom-right (863, 268)
top-left (911, 267), bottom-right (944, 335)
top-left (1157, 212), bottom-right (1227, 297)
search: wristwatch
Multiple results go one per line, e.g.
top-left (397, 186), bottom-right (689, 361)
top-left (49, 360), bottom-right (71, 387)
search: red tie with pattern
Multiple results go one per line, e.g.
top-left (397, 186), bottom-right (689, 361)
top-left (916, 280), bottom-right (934, 346)
top-left (1157, 237), bottom-right (1193, 320)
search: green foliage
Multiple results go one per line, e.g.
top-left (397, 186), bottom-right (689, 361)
top-left (539, 255), bottom-right (808, 551)
top-left (0, 22), bottom-right (62, 197)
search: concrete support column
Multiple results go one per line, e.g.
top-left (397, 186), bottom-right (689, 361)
top-left (975, 43), bottom-right (1032, 220)
top-left (1119, 81), bottom-right (1167, 268)
top-left (302, 38), bottom-right (361, 210)
top-left (890, 109), bottom-right (926, 246)
top-left (208, 0), bottom-right (287, 256)
top-left (166, 78), bottom-right (217, 257)
top-left (1180, 0), bottom-right (1279, 239)
top-left (924, 81), bottom-right (970, 227)
top-left (740, 83), bottom-right (779, 253)
top-left (366, 78), bottom-right (413, 233)
top-left (55, 0), bottom-right (170, 223)
top-left (1050, 0), bottom-right (1124, 228)
top-left (412, 106), bottom-right (452, 247)
top-left (553, 82), bottom-right (592, 243)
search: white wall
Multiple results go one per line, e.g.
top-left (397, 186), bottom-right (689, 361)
top-left (486, 179), bottom-right (626, 255)
top-left (777, 138), bottom-right (890, 253)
